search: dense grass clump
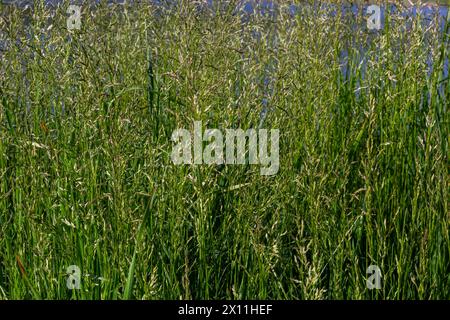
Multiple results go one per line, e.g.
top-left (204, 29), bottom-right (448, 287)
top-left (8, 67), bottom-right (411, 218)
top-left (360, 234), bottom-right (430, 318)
top-left (0, 0), bottom-right (448, 299)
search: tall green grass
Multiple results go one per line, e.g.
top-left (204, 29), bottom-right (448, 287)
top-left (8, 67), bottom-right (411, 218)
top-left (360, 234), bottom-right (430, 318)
top-left (0, 0), bottom-right (448, 299)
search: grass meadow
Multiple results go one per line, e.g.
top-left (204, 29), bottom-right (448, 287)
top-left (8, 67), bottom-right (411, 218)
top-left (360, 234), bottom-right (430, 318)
top-left (0, 0), bottom-right (448, 299)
